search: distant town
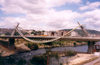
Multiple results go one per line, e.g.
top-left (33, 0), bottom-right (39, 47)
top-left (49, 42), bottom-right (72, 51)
top-left (0, 28), bottom-right (100, 37)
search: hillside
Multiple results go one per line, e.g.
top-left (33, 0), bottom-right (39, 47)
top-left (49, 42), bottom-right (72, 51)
top-left (60, 29), bottom-right (100, 36)
top-left (0, 28), bottom-right (28, 35)
top-left (1, 28), bottom-right (100, 36)
top-left (0, 28), bottom-right (13, 35)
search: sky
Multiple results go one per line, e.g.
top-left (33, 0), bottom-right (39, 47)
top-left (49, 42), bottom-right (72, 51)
top-left (0, 0), bottom-right (100, 31)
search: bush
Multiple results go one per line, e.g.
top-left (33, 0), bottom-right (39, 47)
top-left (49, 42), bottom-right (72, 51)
top-left (65, 50), bottom-right (77, 56)
top-left (26, 43), bottom-right (39, 50)
top-left (30, 55), bottom-right (47, 65)
top-left (17, 59), bottom-right (26, 65)
top-left (7, 58), bottom-right (16, 64)
top-left (45, 50), bottom-right (59, 59)
top-left (0, 57), bottom-right (4, 65)
top-left (49, 52), bottom-right (59, 59)
top-left (33, 44), bottom-right (39, 50)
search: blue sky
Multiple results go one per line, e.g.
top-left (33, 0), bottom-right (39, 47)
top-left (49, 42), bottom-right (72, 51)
top-left (0, 0), bottom-right (100, 31)
top-left (54, 0), bottom-right (100, 11)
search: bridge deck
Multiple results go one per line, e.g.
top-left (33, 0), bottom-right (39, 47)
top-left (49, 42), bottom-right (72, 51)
top-left (0, 36), bottom-right (100, 41)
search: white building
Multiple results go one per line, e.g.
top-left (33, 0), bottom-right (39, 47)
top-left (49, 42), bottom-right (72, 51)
top-left (70, 31), bottom-right (79, 37)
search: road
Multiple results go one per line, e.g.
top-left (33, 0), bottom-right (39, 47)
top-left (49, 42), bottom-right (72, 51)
top-left (1, 36), bottom-right (100, 41)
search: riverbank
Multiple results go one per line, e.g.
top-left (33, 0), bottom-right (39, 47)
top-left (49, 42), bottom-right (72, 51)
top-left (0, 43), bottom-right (97, 65)
top-left (84, 52), bottom-right (100, 65)
top-left (0, 41), bottom-right (88, 57)
top-left (67, 53), bottom-right (98, 65)
top-left (15, 39), bottom-right (87, 49)
top-left (0, 40), bottom-right (16, 57)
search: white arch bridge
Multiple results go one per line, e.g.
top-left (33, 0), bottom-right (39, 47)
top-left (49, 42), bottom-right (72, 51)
top-left (0, 23), bottom-right (99, 53)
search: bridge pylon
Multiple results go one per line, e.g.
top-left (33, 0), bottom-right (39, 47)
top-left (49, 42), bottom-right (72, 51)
top-left (78, 22), bottom-right (89, 37)
top-left (87, 41), bottom-right (96, 54)
top-left (8, 23), bottom-right (19, 48)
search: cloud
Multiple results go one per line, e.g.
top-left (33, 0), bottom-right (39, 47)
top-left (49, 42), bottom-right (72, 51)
top-left (82, 9), bottom-right (100, 30)
top-left (0, 0), bottom-right (48, 14)
top-left (0, 9), bottom-right (80, 30)
top-left (46, 10), bottom-right (80, 29)
top-left (46, 0), bottom-right (81, 7)
top-left (83, 9), bottom-right (100, 19)
top-left (1, 0), bottom-right (100, 31)
top-left (79, 2), bottom-right (100, 10)
top-left (0, 0), bottom-right (82, 14)
top-left (0, 0), bottom-right (81, 31)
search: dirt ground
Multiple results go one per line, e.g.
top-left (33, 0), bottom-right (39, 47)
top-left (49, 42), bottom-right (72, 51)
top-left (94, 61), bottom-right (100, 65)
top-left (68, 53), bottom-right (98, 65)
top-left (0, 40), bottom-right (30, 57)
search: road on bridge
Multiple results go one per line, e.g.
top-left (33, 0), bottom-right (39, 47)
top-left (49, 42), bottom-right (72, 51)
top-left (1, 36), bottom-right (100, 42)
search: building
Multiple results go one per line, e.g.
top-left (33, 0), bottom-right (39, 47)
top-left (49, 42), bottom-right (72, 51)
top-left (57, 30), bottom-right (70, 36)
top-left (44, 31), bottom-right (57, 36)
top-left (70, 31), bottom-right (79, 37)
top-left (44, 30), bottom-right (71, 36)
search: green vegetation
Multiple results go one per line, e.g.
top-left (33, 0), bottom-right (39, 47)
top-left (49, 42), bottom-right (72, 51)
top-left (49, 52), bottom-right (59, 59)
top-left (26, 43), bottom-right (39, 50)
top-left (15, 32), bottom-right (20, 35)
top-left (31, 30), bottom-right (44, 35)
top-left (0, 40), bottom-right (9, 46)
top-left (45, 50), bottom-right (59, 59)
top-left (30, 50), bottom-right (60, 65)
top-left (8, 58), bottom-right (16, 64)
top-left (0, 57), bottom-right (16, 65)
top-left (0, 57), bottom-right (4, 65)
top-left (5, 32), bottom-right (11, 35)
top-left (30, 55), bottom-right (47, 65)
top-left (73, 42), bottom-right (76, 47)
top-left (9, 38), bottom-right (15, 46)
top-left (60, 63), bottom-right (63, 65)
top-left (17, 59), bottom-right (26, 65)
top-left (24, 40), bottom-right (86, 50)
top-left (0, 57), bottom-right (27, 65)
top-left (65, 50), bottom-right (77, 56)
top-left (44, 40), bottom-right (74, 46)
top-left (29, 50), bottom-right (77, 65)
top-left (31, 31), bottom-right (37, 35)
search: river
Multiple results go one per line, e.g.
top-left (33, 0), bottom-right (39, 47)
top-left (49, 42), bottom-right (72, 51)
top-left (0, 45), bottom-right (88, 65)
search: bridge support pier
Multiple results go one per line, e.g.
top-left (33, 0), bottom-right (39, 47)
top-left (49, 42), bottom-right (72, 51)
top-left (88, 41), bottom-right (96, 54)
top-left (8, 38), bottom-right (15, 49)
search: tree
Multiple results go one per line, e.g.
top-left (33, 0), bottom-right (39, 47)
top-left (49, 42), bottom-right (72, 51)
top-left (5, 32), bottom-right (11, 35)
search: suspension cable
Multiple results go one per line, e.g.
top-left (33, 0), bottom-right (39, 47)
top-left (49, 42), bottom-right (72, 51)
top-left (16, 25), bottom-right (81, 43)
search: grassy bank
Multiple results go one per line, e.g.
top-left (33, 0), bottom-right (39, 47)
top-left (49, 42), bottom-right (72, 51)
top-left (15, 39), bottom-right (87, 50)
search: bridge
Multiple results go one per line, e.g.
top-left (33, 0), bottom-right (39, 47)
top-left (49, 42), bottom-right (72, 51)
top-left (0, 22), bottom-right (99, 54)
top-left (0, 36), bottom-right (100, 41)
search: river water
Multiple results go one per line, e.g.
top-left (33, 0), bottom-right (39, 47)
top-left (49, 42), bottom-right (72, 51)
top-left (0, 45), bottom-right (88, 65)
